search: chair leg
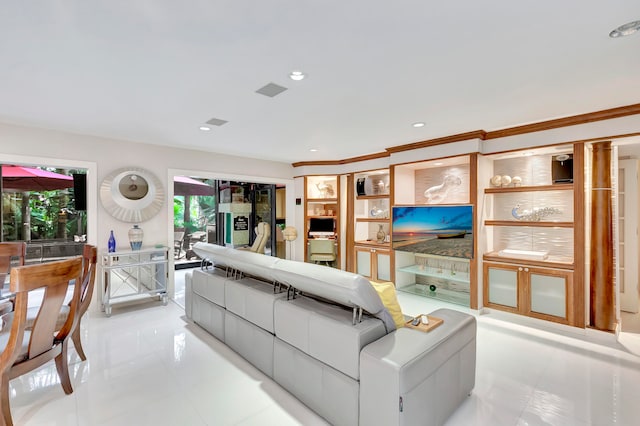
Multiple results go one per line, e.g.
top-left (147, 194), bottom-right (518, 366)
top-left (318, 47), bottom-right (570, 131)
top-left (71, 324), bottom-right (87, 362)
top-left (1, 372), bottom-right (14, 426)
top-left (54, 341), bottom-right (73, 395)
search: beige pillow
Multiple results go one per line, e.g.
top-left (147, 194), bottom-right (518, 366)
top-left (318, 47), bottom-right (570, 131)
top-left (370, 281), bottom-right (404, 328)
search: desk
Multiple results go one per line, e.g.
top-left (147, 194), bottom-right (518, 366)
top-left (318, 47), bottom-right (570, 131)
top-left (101, 247), bottom-right (168, 316)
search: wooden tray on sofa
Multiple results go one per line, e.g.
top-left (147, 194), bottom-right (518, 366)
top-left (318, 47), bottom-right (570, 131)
top-left (404, 315), bottom-right (443, 333)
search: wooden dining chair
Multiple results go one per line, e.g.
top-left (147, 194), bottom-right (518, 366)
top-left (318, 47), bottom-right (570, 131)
top-left (71, 244), bottom-right (97, 361)
top-left (23, 244), bottom-right (97, 361)
top-left (0, 242), bottom-right (26, 317)
top-left (0, 257), bottom-right (83, 426)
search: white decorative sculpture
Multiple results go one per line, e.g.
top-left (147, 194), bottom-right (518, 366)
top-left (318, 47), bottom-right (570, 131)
top-left (501, 175), bottom-right (512, 186)
top-left (512, 204), bottom-right (561, 221)
top-left (490, 175), bottom-right (502, 186)
top-left (511, 176), bottom-right (522, 186)
top-left (424, 174), bottom-right (462, 204)
top-left (316, 182), bottom-right (335, 198)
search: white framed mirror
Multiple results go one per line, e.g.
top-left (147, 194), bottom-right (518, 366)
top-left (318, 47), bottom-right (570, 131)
top-left (100, 167), bottom-right (164, 222)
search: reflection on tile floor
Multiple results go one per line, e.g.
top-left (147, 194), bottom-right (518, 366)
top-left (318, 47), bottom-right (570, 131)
top-left (8, 275), bottom-right (640, 425)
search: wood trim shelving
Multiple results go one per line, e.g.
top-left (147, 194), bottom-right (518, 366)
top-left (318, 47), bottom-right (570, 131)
top-left (484, 184), bottom-right (573, 194)
top-left (355, 218), bottom-right (390, 223)
top-left (306, 198), bottom-right (338, 203)
top-left (356, 194), bottom-right (389, 200)
top-left (483, 252), bottom-right (574, 270)
top-left (354, 240), bottom-right (390, 248)
top-left (484, 220), bottom-right (573, 228)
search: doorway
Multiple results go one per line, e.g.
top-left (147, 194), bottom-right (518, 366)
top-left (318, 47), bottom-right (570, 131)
top-left (615, 138), bottom-right (640, 334)
top-left (214, 181), bottom-right (279, 255)
top-left (171, 175), bottom-right (287, 308)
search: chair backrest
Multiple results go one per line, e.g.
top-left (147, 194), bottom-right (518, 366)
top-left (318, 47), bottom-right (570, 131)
top-left (77, 245), bottom-right (98, 319)
top-left (0, 242), bottom-right (26, 287)
top-left (174, 231), bottom-right (185, 244)
top-left (3, 257), bottom-right (82, 365)
top-left (309, 239), bottom-right (336, 260)
top-left (248, 222), bottom-right (270, 253)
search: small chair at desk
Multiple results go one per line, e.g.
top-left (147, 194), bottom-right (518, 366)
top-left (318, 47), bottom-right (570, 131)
top-left (308, 239), bottom-right (336, 266)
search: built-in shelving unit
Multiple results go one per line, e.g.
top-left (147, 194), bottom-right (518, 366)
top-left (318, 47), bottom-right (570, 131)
top-left (351, 169), bottom-right (391, 280)
top-left (304, 175), bottom-right (339, 267)
top-left (392, 155), bottom-right (477, 308)
top-left (481, 144), bottom-right (584, 326)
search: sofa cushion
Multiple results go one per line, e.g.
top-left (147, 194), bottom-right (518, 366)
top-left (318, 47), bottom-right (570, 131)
top-left (274, 338), bottom-right (359, 426)
top-left (191, 268), bottom-right (227, 307)
top-left (224, 249), bottom-right (281, 281)
top-left (193, 242), bottom-right (281, 282)
top-left (272, 259), bottom-right (396, 332)
top-left (274, 296), bottom-right (386, 380)
top-left (225, 311), bottom-right (274, 377)
top-left (224, 277), bottom-right (286, 333)
top-left (192, 242), bottom-right (234, 268)
top-left (190, 292), bottom-right (226, 341)
top-left (370, 281), bottom-right (405, 328)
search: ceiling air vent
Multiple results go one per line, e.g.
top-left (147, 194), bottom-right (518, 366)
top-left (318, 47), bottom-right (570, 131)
top-left (206, 117), bottom-right (228, 126)
top-left (255, 82), bottom-right (288, 97)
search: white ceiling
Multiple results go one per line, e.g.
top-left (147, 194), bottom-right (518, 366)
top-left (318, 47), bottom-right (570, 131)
top-left (0, 1), bottom-right (638, 164)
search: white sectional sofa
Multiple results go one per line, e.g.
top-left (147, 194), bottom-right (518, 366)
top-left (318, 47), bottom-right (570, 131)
top-left (185, 242), bottom-right (476, 426)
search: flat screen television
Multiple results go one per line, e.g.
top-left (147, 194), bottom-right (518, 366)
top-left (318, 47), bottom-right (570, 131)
top-left (309, 217), bottom-right (335, 236)
top-left (392, 205), bottom-right (473, 259)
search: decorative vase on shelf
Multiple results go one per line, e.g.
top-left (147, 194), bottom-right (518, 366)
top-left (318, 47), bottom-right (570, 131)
top-left (108, 230), bottom-right (116, 253)
top-left (128, 225), bottom-right (143, 250)
top-left (376, 224), bottom-right (386, 243)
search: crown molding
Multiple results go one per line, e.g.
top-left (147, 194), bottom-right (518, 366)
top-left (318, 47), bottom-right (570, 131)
top-left (385, 130), bottom-right (487, 154)
top-left (485, 103), bottom-right (640, 140)
top-left (291, 151), bottom-right (389, 168)
top-left (291, 103), bottom-right (640, 168)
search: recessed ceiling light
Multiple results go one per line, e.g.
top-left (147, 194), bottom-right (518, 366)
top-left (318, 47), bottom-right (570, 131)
top-left (309, 148), bottom-right (318, 152)
top-left (433, 162), bottom-right (444, 166)
top-left (199, 126), bottom-right (211, 131)
top-left (412, 122), bottom-right (425, 128)
top-left (289, 70), bottom-right (306, 81)
top-left (610, 20), bottom-right (640, 38)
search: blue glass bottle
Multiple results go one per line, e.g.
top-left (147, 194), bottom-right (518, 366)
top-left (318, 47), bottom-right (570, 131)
top-left (108, 230), bottom-right (116, 253)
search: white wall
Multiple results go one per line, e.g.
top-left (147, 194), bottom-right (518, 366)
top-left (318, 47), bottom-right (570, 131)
top-left (0, 122), bottom-right (295, 249)
top-left (0, 122), bottom-right (297, 303)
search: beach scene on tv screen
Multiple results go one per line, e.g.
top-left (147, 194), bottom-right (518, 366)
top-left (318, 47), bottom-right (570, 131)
top-left (392, 205), bottom-right (473, 259)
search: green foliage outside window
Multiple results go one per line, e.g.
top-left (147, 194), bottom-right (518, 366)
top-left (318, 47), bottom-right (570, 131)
top-left (173, 195), bottom-right (216, 234)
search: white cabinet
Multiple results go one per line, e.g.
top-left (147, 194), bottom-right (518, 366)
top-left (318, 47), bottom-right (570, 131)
top-left (484, 260), bottom-right (573, 324)
top-left (100, 247), bottom-right (169, 316)
top-left (355, 245), bottom-right (391, 281)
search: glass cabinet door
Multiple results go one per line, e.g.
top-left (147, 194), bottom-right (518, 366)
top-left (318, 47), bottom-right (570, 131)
top-left (530, 273), bottom-right (566, 318)
top-left (376, 251), bottom-right (391, 281)
top-left (356, 248), bottom-right (372, 278)
top-left (487, 265), bottom-right (518, 308)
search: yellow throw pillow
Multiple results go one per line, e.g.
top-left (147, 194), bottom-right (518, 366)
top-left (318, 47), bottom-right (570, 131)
top-left (370, 281), bottom-right (405, 329)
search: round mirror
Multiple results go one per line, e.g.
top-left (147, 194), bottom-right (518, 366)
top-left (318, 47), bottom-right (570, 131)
top-left (100, 167), bottom-right (164, 222)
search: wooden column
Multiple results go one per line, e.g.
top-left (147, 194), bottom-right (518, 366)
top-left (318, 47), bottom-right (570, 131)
top-left (589, 141), bottom-right (615, 331)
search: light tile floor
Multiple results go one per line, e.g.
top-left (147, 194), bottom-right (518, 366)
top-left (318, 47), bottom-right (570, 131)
top-left (7, 273), bottom-right (640, 425)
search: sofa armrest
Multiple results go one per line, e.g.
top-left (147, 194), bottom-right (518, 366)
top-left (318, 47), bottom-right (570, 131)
top-left (359, 309), bottom-right (476, 426)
